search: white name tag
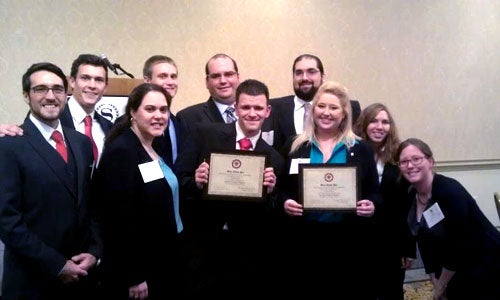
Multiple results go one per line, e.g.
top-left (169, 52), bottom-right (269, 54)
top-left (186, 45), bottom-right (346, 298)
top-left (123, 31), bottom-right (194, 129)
top-left (289, 158), bottom-right (310, 174)
top-left (423, 202), bottom-right (445, 229)
top-left (261, 130), bottom-right (274, 146)
top-left (138, 160), bottom-right (163, 183)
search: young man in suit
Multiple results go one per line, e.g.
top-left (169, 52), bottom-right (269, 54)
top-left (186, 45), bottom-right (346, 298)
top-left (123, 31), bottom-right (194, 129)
top-left (261, 54), bottom-right (361, 150)
top-left (143, 55), bottom-right (185, 164)
top-left (176, 79), bottom-right (284, 298)
top-left (176, 53), bottom-right (240, 134)
top-left (0, 54), bottom-right (112, 164)
top-left (0, 62), bottom-right (102, 300)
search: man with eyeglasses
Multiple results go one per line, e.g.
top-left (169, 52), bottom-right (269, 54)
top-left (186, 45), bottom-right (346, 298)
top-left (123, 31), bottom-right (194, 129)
top-left (261, 54), bottom-right (361, 150)
top-left (0, 62), bottom-right (102, 300)
top-left (0, 54), bottom-right (112, 165)
top-left (176, 53), bottom-right (240, 135)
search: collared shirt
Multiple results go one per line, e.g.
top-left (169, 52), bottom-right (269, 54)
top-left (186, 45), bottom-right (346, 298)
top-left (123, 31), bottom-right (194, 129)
top-left (29, 114), bottom-right (65, 149)
top-left (67, 96), bottom-right (106, 162)
top-left (235, 122), bottom-right (260, 150)
top-left (293, 96), bottom-right (309, 134)
top-left (168, 118), bottom-right (178, 163)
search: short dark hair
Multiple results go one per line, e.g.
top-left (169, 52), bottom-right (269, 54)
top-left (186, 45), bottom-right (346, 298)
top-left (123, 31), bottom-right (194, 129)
top-left (143, 55), bottom-right (178, 78)
top-left (292, 54), bottom-right (324, 75)
top-left (70, 54), bottom-right (108, 83)
top-left (106, 83), bottom-right (171, 145)
top-left (205, 53), bottom-right (238, 76)
top-left (22, 62), bottom-right (68, 93)
top-left (235, 79), bottom-right (269, 105)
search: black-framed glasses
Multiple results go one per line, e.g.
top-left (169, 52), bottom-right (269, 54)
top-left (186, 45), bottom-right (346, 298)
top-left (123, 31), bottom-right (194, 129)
top-left (207, 71), bottom-right (238, 80)
top-left (31, 85), bottom-right (66, 96)
top-left (294, 68), bottom-right (320, 77)
top-left (398, 156), bottom-right (426, 167)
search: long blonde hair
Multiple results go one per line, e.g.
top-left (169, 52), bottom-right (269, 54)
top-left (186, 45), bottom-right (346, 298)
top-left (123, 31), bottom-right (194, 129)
top-left (290, 81), bottom-right (357, 154)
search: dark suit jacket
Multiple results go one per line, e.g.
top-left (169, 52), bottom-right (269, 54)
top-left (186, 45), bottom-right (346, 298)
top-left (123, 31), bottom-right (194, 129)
top-left (152, 113), bottom-right (186, 165)
top-left (176, 97), bottom-right (225, 135)
top-left (60, 106), bottom-right (114, 134)
top-left (176, 122), bottom-right (285, 234)
top-left (91, 128), bottom-right (182, 298)
top-left (262, 95), bottom-right (361, 150)
top-left (377, 163), bottom-right (414, 258)
top-left (0, 118), bottom-right (101, 299)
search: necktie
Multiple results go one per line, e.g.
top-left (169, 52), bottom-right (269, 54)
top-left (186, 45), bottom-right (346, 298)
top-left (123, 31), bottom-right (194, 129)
top-left (238, 137), bottom-right (252, 151)
top-left (51, 130), bottom-right (67, 163)
top-left (303, 102), bottom-right (311, 131)
top-left (225, 106), bottom-right (237, 124)
top-left (84, 115), bottom-right (98, 162)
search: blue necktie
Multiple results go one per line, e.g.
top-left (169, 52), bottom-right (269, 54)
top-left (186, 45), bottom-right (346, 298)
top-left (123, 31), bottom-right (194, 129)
top-left (225, 106), bottom-right (237, 123)
top-left (158, 158), bottom-right (183, 233)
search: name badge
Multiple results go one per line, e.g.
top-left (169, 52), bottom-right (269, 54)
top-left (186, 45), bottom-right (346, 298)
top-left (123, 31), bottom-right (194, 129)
top-left (138, 160), bottom-right (163, 183)
top-left (289, 158), bottom-right (310, 174)
top-left (423, 202), bottom-right (445, 228)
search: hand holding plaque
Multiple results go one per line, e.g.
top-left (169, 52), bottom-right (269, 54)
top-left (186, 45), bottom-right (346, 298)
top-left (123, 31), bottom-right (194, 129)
top-left (299, 164), bottom-right (359, 211)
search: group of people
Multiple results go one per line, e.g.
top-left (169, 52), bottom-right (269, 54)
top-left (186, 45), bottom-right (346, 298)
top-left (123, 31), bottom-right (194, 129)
top-left (0, 53), bottom-right (499, 300)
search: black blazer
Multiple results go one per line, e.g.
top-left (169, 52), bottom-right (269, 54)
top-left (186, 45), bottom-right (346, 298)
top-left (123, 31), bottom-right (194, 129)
top-left (377, 163), bottom-right (415, 258)
top-left (262, 95), bottom-right (361, 150)
top-left (176, 97), bottom-right (225, 135)
top-left (407, 174), bottom-right (500, 297)
top-left (176, 123), bottom-right (285, 234)
top-left (92, 128), bottom-right (181, 297)
top-left (0, 118), bottom-right (100, 299)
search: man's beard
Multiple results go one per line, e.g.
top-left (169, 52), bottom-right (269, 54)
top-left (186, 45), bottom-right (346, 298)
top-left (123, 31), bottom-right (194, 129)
top-left (294, 85), bottom-right (318, 102)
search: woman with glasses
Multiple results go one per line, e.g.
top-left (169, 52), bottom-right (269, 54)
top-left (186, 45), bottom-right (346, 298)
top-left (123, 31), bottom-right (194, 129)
top-left (355, 103), bottom-right (413, 300)
top-left (397, 138), bottom-right (500, 300)
top-left (278, 81), bottom-right (379, 298)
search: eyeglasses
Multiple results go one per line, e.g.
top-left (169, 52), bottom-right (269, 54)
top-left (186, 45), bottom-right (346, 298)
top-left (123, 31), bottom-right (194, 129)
top-left (398, 156), bottom-right (426, 167)
top-left (207, 71), bottom-right (238, 80)
top-left (31, 85), bottom-right (66, 96)
top-left (294, 68), bottom-right (320, 77)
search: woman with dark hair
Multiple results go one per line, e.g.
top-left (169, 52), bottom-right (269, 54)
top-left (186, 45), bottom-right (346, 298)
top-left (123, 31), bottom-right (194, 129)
top-left (92, 83), bottom-right (184, 299)
top-left (355, 103), bottom-right (413, 299)
top-left (397, 138), bottom-right (500, 300)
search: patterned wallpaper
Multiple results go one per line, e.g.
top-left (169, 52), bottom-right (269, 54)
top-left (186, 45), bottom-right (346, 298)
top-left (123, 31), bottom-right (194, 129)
top-left (0, 0), bottom-right (499, 161)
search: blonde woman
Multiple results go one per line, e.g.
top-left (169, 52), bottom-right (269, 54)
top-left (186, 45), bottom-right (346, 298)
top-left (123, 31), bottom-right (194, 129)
top-left (278, 81), bottom-right (379, 298)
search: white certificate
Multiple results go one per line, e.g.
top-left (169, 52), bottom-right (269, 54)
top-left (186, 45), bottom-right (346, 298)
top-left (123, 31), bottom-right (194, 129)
top-left (299, 164), bottom-right (358, 210)
top-left (205, 151), bottom-right (267, 201)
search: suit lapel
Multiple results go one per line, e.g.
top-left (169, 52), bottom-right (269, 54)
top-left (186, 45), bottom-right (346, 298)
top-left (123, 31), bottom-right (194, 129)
top-left (64, 128), bottom-right (93, 205)
top-left (206, 98), bottom-right (225, 123)
top-left (220, 124), bottom-right (237, 149)
top-left (22, 120), bottom-right (77, 199)
top-left (94, 112), bottom-right (113, 135)
top-left (59, 106), bottom-right (76, 129)
top-left (282, 98), bottom-right (297, 136)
